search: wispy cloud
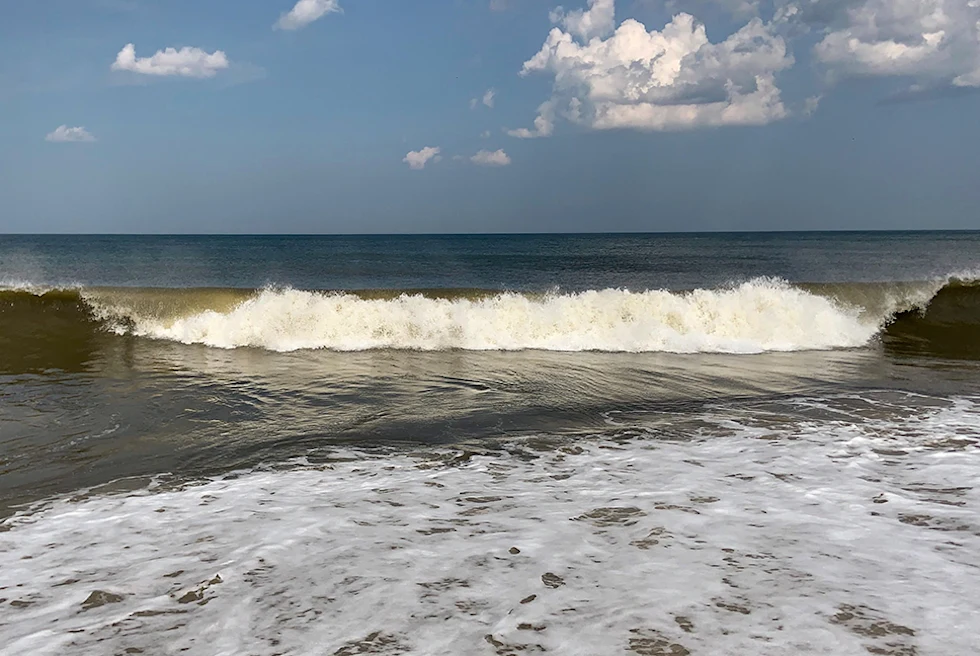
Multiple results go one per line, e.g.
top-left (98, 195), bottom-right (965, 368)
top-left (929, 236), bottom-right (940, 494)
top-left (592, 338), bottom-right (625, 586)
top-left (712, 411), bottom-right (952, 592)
top-left (275, 0), bottom-right (342, 30)
top-left (803, 95), bottom-right (822, 117)
top-left (111, 43), bottom-right (229, 78)
top-left (470, 149), bottom-right (511, 166)
top-left (403, 146), bottom-right (442, 170)
top-left (45, 125), bottom-right (96, 143)
top-left (471, 88), bottom-right (496, 109)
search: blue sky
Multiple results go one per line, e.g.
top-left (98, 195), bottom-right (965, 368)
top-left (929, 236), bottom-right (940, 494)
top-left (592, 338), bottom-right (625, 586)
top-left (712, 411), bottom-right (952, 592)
top-left (2, 0), bottom-right (979, 233)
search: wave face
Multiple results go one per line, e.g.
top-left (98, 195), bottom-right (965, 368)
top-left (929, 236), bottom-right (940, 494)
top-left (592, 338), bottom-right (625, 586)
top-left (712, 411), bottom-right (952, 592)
top-left (2, 277), bottom-right (978, 366)
top-left (882, 278), bottom-right (980, 359)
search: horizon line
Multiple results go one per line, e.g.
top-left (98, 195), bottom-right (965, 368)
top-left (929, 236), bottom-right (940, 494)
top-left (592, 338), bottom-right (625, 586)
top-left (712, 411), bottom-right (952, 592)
top-left (2, 229), bottom-right (978, 237)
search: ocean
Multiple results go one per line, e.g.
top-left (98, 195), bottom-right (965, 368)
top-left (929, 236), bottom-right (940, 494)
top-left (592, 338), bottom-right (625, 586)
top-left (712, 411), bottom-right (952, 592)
top-left (1, 232), bottom-right (979, 656)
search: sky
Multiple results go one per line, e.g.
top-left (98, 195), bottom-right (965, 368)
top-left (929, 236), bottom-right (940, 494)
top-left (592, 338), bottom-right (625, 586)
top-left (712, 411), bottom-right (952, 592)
top-left (1, 0), bottom-right (979, 233)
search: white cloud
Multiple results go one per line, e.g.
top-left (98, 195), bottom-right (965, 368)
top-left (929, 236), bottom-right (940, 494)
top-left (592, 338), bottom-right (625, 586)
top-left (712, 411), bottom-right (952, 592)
top-left (549, 0), bottom-right (615, 41)
top-left (480, 130), bottom-right (491, 138)
top-left (785, 0), bottom-right (980, 88)
top-left (471, 149), bottom-right (512, 166)
top-left (276, 0), bottom-right (342, 30)
top-left (111, 43), bottom-right (229, 78)
top-left (589, 73), bottom-right (788, 130)
top-left (403, 146), bottom-right (441, 170)
top-left (45, 125), bottom-right (96, 143)
top-left (513, 2), bottom-right (793, 134)
top-left (507, 100), bottom-right (556, 138)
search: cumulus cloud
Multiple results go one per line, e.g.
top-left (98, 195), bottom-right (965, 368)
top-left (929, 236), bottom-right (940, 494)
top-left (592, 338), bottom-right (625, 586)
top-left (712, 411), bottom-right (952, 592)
top-left (111, 43), bottom-right (229, 78)
top-left (512, 2), bottom-right (794, 134)
top-left (550, 0), bottom-right (615, 41)
top-left (805, 0), bottom-right (980, 87)
top-left (470, 149), bottom-right (512, 166)
top-left (507, 100), bottom-right (557, 138)
top-left (693, 0), bottom-right (980, 92)
top-left (45, 125), bottom-right (96, 143)
top-left (403, 146), bottom-right (441, 170)
top-left (509, 0), bottom-right (980, 125)
top-left (276, 0), bottom-right (342, 30)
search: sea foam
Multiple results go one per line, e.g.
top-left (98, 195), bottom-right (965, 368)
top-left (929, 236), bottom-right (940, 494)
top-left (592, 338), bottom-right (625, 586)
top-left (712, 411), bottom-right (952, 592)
top-left (1, 394), bottom-right (978, 655)
top-left (96, 279), bottom-right (881, 353)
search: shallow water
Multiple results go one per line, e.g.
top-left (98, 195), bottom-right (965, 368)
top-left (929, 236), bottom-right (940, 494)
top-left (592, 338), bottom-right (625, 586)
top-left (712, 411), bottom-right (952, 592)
top-left (1, 233), bottom-right (979, 655)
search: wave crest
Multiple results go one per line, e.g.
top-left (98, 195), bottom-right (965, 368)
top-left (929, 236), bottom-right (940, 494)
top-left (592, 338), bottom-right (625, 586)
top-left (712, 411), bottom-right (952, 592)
top-left (93, 279), bottom-right (877, 353)
top-left (5, 275), bottom-right (978, 364)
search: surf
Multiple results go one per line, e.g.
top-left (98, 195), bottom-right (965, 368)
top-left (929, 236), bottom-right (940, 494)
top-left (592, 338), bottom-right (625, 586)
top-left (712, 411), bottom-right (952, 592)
top-left (98, 280), bottom-right (876, 353)
top-left (2, 275), bottom-right (978, 365)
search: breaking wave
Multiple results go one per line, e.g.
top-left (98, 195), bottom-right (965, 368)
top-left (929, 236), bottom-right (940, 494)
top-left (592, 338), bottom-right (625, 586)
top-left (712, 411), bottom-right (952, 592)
top-left (1, 275), bottom-right (978, 365)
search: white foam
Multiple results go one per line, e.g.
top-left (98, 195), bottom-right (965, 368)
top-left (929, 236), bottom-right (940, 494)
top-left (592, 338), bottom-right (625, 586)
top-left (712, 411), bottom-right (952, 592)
top-left (946, 269), bottom-right (980, 284)
top-left (100, 279), bottom-right (883, 353)
top-left (2, 395), bottom-right (978, 655)
top-left (0, 280), bottom-right (69, 294)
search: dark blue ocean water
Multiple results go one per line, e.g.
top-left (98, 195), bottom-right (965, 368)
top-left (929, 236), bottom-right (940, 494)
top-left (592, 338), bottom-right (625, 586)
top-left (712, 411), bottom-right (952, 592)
top-left (2, 231), bottom-right (978, 290)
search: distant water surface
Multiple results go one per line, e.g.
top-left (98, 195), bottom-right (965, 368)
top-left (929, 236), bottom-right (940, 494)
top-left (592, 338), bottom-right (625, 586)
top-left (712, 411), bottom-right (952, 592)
top-left (3, 231), bottom-right (979, 289)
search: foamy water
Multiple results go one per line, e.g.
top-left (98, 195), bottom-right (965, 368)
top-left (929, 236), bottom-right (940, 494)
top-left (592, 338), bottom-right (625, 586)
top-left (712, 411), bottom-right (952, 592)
top-left (2, 394), bottom-right (978, 656)
top-left (92, 279), bottom-right (886, 353)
